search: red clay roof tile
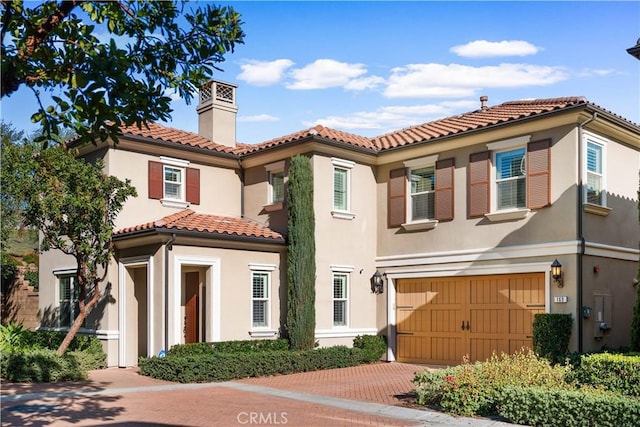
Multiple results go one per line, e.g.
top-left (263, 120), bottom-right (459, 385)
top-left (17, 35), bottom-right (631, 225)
top-left (120, 123), bottom-right (238, 154)
top-left (114, 209), bottom-right (284, 242)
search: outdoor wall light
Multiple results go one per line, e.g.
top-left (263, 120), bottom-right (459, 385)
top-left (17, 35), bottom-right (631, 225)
top-left (551, 259), bottom-right (564, 287)
top-left (370, 270), bottom-right (384, 294)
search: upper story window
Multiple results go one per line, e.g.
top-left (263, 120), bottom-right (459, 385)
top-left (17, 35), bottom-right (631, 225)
top-left (468, 136), bottom-right (550, 222)
top-left (387, 155), bottom-right (454, 230)
top-left (264, 161), bottom-right (286, 209)
top-left (495, 147), bottom-right (526, 210)
top-left (331, 158), bottom-right (355, 220)
top-left (586, 140), bottom-right (604, 205)
top-left (58, 273), bottom-right (79, 328)
top-left (148, 157), bottom-right (200, 209)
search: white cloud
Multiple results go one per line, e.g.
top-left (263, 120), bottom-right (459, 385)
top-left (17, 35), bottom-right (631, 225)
top-left (237, 114), bottom-right (280, 123)
top-left (237, 59), bottom-right (294, 86)
top-left (385, 63), bottom-right (569, 98)
top-left (451, 40), bottom-right (540, 58)
top-left (287, 59), bottom-right (368, 90)
top-left (576, 68), bottom-right (616, 77)
top-left (344, 75), bottom-right (385, 91)
top-left (304, 101), bottom-right (478, 132)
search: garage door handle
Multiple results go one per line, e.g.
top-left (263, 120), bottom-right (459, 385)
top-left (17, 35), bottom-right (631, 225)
top-left (466, 321), bottom-right (470, 331)
top-left (397, 332), bottom-right (414, 335)
top-left (461, 320), bottom-right (465, 330)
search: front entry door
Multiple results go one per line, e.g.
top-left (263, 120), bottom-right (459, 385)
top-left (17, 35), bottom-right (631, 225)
top-left (184, 272), bottom-right (199, 343)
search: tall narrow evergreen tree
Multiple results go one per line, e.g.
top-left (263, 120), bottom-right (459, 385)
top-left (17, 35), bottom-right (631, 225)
top-left (286, 154), bottom-right (316, 350)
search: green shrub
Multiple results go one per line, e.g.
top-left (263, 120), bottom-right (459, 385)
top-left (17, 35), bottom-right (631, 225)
top-left (570, 353), bottom-right (640, 397)
top-left (140, 345), bottom-right (375, 383)
top-left (22, 252), bottom-right (39, 266)
top-left (23, 269), bottom-right (38, 290)
top-left (0, 322), bottom-right (34, 352)
top-left (353, 335), bottom-right (386, 362)
top-left (30, 330), bottom-right (104, 354)
top-left (497, 385), bottom-right (640, 427)
top-left (1, 348), bottom-right (89, 382)
top-left (532, 313), bottom-right (573, 364)
top-left (1, 252), bottom-right (19, 282)
top-left (413, 349), bottom-right (572, 417)
top-left (167, 339), bottom-right (289, 357)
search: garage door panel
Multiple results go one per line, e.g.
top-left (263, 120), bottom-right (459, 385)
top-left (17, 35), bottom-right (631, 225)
top-left (397, 273), bottom-right (545, 365)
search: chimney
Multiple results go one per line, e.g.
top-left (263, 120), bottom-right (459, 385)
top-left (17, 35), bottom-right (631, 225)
top-left (480, 95), bottom-right (488, 110)
top-left (197, 79), bottom-right (238, 147)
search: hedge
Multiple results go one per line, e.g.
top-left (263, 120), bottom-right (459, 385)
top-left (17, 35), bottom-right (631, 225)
top-left (497, 385), bottom-right (640, 427)
top-left (167, 338), bottom-right (289, 357)
top-left (140, 335), bottom-right (386, 383)
top-left (571, 353), bottom-right (640, 397)
top-left (532, 313), bottom-right (573, 364)
top-left (1, 348), bottom-right (103, 382)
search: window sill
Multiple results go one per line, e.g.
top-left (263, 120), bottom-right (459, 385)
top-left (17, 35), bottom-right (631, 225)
top-left (263, 202), bottom-right (284, 213)
top-left (331, 211), bottom-right (356, 220)
top-left (401, 219), bottom-right (438, 231)
top-left (583, 203), bottom-right (611, 217)
top-left (485, 208), bottom-right (530, 222)
top-left (249, 329), bottom-right (278, 338)
top-left (161, 199), bottom-right (189, 209)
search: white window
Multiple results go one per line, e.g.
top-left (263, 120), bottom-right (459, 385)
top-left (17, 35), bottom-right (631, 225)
top-left (251, 272), bottom-right (270, 328)
top-left (586, 139), bottom-right (605, 206)
top-left (58, 274), bottom-right (79, 328)
top-left (494, 147), bottom-right (526, 210)
top-left (410, 166), bottom-right (435, 221)
top-left (164, 165), bottom-right (184, 200)
top-left (331, 158), bottom-right (355, 219)
top-left (333, 273), bottom-right (348, 326)
top-left (270, 171), bottom-right (285, 204)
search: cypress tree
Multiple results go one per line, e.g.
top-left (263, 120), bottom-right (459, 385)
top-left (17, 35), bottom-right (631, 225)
top-left (285, 154), bottom-right (316, 350)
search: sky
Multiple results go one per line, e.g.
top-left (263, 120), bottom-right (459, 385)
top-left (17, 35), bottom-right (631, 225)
top-left (3, 1), bottom-right (640, 145)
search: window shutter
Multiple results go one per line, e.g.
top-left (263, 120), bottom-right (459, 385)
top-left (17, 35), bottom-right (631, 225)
top-left (435, 158), bottom-right (455, 221)
top-left (527, 139), bottom-right (551, 209)
top-left (186, 167), bottom-right (200, 205)
top-left (468, 151), bottom-right (490, 218)
top-left (148, 161), bottom-right (163, 200)
top-left (388, 168), bottom-right (406, 228)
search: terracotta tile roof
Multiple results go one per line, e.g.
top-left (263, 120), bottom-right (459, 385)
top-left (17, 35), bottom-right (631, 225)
top-left (120, 122), bottom-right (238, 154)
top-left (239, 124), bottom-right (377, 154)
top-left (372, 97), bottom-right (589, 150)
top-left (114, 209), bottom-right (284, 242)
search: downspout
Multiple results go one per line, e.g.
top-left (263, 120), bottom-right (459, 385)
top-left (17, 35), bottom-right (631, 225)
top-left (577, 112), bottom-right (597, 353)
top-left (164, 233), bottom-right (176, 353)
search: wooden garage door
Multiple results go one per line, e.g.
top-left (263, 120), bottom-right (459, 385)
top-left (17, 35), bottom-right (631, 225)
top-left (396, 273), bottom-right (545, 365)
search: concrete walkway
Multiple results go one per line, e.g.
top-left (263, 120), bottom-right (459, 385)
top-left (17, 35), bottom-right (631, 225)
top-left (1, 363), bottom-right (517, 426)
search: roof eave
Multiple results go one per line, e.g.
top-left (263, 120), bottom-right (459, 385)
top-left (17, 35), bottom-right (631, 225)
top-left (113, 226), bottom-right (285, 245)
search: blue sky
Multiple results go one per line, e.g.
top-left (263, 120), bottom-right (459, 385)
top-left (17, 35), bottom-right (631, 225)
top-left (3, 1), bottom-right (639, 144)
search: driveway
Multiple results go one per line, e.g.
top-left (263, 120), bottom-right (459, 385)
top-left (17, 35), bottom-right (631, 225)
top-left (1, 362), bottom-right (515, 426)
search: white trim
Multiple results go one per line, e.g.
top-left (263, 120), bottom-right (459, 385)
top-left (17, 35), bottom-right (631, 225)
top-left (583, 203), bottom-right (612, 217)
top-left (159, 156), bottom-right (190, 167)
top-left (332, 272), bottom-right (349, 327)
top-left (332, 164), bottom-right (351, 213)
top-left (249, 263), bottom-right (277, 271)
top-left (330, 264), bottom-right (355, 273)
top-left (38, 327), bottom-right (120, 340)
top-left (249, 330), bottom-right (278, 338)
top-left (582, 132), bottom-right (608, 208)
top-left (331, 211), bottom-right (356, 220)
top-left (250, 270), bottom-right (271, 329)
top-left (160, 199), bottom-right (189, 209)
top-left (264, 160), bottom-right (285, 173)
top-left (486, 135), bottom-right (531, 151)
top-left (118, 255), bottom-right (154, 367)
top-left (485, 208), bottom-right (530, 222)
top-left (315, 328), bottom-right (377, 339)
top-left (401, 219), bottom-right (438, 231)
top-left (52, 267), bottom-right (77, 275)
top-left (585, 242), bottom-right (640, 261)
top-left (403, 154), bottom-right (438, 169)
top-left (331, 157), bottom-right (355, 169)
top-left (376, 240), bottom-right (581, 268)
top-left (173, 255), bottom-right (221, 347)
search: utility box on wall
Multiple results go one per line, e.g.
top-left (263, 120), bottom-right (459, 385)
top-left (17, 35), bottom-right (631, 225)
top-left (593, 293), bottom-right (611, 339)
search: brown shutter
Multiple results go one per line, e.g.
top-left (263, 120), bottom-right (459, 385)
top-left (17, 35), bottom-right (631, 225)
top-left (527, 139), bottom-right (551, 209)
top-left (468, 151), bottom-right (490, 218)
top-left (388, 168), bottom-right (406, 228)
top-left (148, 161), bottom-right (163, 200)
top-left (435, 158), bottom-right (455, 221)
top-left (186, 167), bottom-right (200, 205)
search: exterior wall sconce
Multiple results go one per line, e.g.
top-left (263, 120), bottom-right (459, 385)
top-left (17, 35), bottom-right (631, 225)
top-left (551, 259), bottom-right (563, 287)
top-left (370, 270), bottom-right (384, 294)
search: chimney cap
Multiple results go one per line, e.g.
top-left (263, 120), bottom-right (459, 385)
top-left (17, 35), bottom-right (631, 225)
top-left (480, 95), bottom-right (488, 110)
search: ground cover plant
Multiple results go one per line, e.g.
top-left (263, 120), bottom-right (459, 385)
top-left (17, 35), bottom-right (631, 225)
top-left (0, 323), bottom-right (106, 382)
top-left (413, 349), bottom-right (640, 426)
top-left (139, 335), bottom-right (386, 383)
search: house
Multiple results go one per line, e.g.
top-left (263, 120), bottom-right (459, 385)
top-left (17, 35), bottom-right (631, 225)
top-left (38, 79), bottom-right (640, 367)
